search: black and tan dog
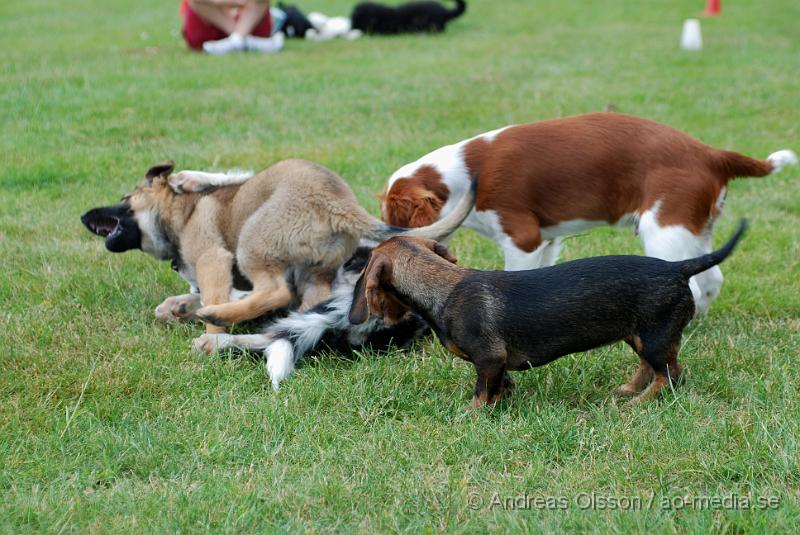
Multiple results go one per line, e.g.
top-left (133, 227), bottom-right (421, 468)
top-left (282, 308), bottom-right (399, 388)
top-left (81, 159), bottom-right (475, 342)
top-left (349, 221), bottom-right (748, 408)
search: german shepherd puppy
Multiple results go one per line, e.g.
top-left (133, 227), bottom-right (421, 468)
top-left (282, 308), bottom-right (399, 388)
top-left (81, 159), bottom-right (476, 339)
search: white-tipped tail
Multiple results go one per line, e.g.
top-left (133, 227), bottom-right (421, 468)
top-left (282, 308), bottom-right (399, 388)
top-left (265, 339), bottom-right (295, 391)
top-left (768, 150), bottom-right (798, 174)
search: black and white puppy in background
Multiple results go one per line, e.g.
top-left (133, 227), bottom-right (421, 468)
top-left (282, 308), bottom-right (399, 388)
top-left (192, 245), bottom-right (430, 390)
top-left (351, 0), bottom-right (466, 34)
top-left (277, 2), bottom-right (314, 38)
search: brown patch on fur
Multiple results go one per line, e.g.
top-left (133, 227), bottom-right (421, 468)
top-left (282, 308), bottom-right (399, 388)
top-left (463, 138), bottom-right (490, 207)
top-left (384, 113), bottom-right (776, 251)
top-left (625, 342), bottom-right (684, 406)
top-left (618, 357), bottom-right (654, 397)
top-left (639, 167), bottom-right (724, 234)
top-left (471, 392), bottom-right (491, 408)
top-left (446, 340), bottom-right (467, 358)
top-left (627, 373), bottom-right (669, 406)
top-left (382, 165), bottom-right (448, 227)
top-left (471, 388), bottom-right (503, 408)
top-left (625, 335), bottom-right (644, 355)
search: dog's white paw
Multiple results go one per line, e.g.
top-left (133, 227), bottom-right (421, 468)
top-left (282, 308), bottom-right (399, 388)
top-left (155, 294), bottom-right (202, 322)
top-left (305, 28), bottom-right (322, 41)
top-left (168, 171), bottom-right (209, 194)
top-left (345, 29), bottom-right (363, 40)
top-left (265, 339), bottom-right (295, 391)
top-left (192, 333), bottom-right (233, 355)
top-left (768, 150), bottom-right (798, 174)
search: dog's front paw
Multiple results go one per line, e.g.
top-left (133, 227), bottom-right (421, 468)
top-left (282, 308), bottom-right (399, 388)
top-left (617, 384), bottom-right (640, 397)
top-left (155, 294), bottom-right (202, 322)
top-left (168, 171), bottom-right (209, 194)
top-left (192, 333), bottom-right (233, 355)
top-left (196, 305), bottom-right (231, 327)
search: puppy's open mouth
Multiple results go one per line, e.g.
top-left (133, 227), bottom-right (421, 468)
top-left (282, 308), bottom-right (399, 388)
top-left (87, 216), bottom-right (121, 238)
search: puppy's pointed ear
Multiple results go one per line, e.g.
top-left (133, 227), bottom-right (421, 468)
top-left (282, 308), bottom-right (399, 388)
top-left (433, 242), bottom-right (457, 264)
top-left (145, 161), bottom-right (175, 184)
top-left (348, 255), bottom-right (391, 324)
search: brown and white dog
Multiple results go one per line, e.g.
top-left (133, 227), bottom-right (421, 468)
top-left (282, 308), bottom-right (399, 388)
top-left (380, 112), bottom-right (797, 314)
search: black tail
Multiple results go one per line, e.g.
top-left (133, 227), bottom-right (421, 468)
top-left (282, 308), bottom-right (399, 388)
top-left (678, 220), bottom-right (748, 278)
top-left (445, 0), bottom-right (466, 21)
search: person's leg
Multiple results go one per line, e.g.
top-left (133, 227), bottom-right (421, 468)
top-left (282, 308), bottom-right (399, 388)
top-left (182, 1), bottom-right (232, 50)
top-left (187, 0), bottom-right (237, 34)
top-left (202, 0), bottom-right (283, 54)
top-left (238, 1), bottom-right (284, 53)
top-left (232, 0), bottom-right (270, 36)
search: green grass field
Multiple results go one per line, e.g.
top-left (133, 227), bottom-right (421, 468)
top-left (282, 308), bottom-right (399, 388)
top-left (2, 0), bottom-right (799, 532)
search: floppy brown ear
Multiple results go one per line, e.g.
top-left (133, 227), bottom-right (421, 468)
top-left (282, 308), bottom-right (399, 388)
top-left (349, 270), bottom-right (370, 324)
top-left (383, 191), bottom-right (413, 227)
top-left (348, 256), bottom-right (391, 324)
top-left (433, 242), bottom-right (458, 264)
top-left (384, 186), bottom-right (442, 228)
top-left (413, 189), bottom-right (444, 227)
top-left (145, 161), bottom-right (175, 183)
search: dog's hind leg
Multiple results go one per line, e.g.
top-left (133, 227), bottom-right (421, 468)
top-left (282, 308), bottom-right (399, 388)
top-left (196, 268), bottom-right (293, 327)
top-left (638, 177), bottom-right (724, 315)
top-left (471, 363), bottom-right (509, 409)
top-left (539, 238), bottom-right (563, 267)
top-left (469, 345), bottom-right (512, 409)
top-left (629, 348), bottom-right (681, 406)
top-left (617, 336), bottom-right (655, 396)
top-left (627, 319), bottom-right (690, 406)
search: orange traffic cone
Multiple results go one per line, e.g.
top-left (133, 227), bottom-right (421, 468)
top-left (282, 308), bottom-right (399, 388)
top-left (704, 0), bottom-right (721, 16)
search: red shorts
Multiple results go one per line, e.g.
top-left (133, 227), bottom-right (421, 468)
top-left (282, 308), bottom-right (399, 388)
top-left (181, 1), bottom-right (272, 50)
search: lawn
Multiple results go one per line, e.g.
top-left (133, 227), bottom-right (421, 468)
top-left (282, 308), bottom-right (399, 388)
top-left (1, 0), bottom-right (799, 532)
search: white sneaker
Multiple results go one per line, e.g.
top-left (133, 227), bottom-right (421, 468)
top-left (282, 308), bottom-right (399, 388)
top-left (202, 33), bottom-right (245, 55)
top-left (244, 32), bottom-right (284, 53)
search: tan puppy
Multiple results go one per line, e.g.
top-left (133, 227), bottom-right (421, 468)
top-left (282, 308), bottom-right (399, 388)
top-left (81, 159), bottom-right (476, 336)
